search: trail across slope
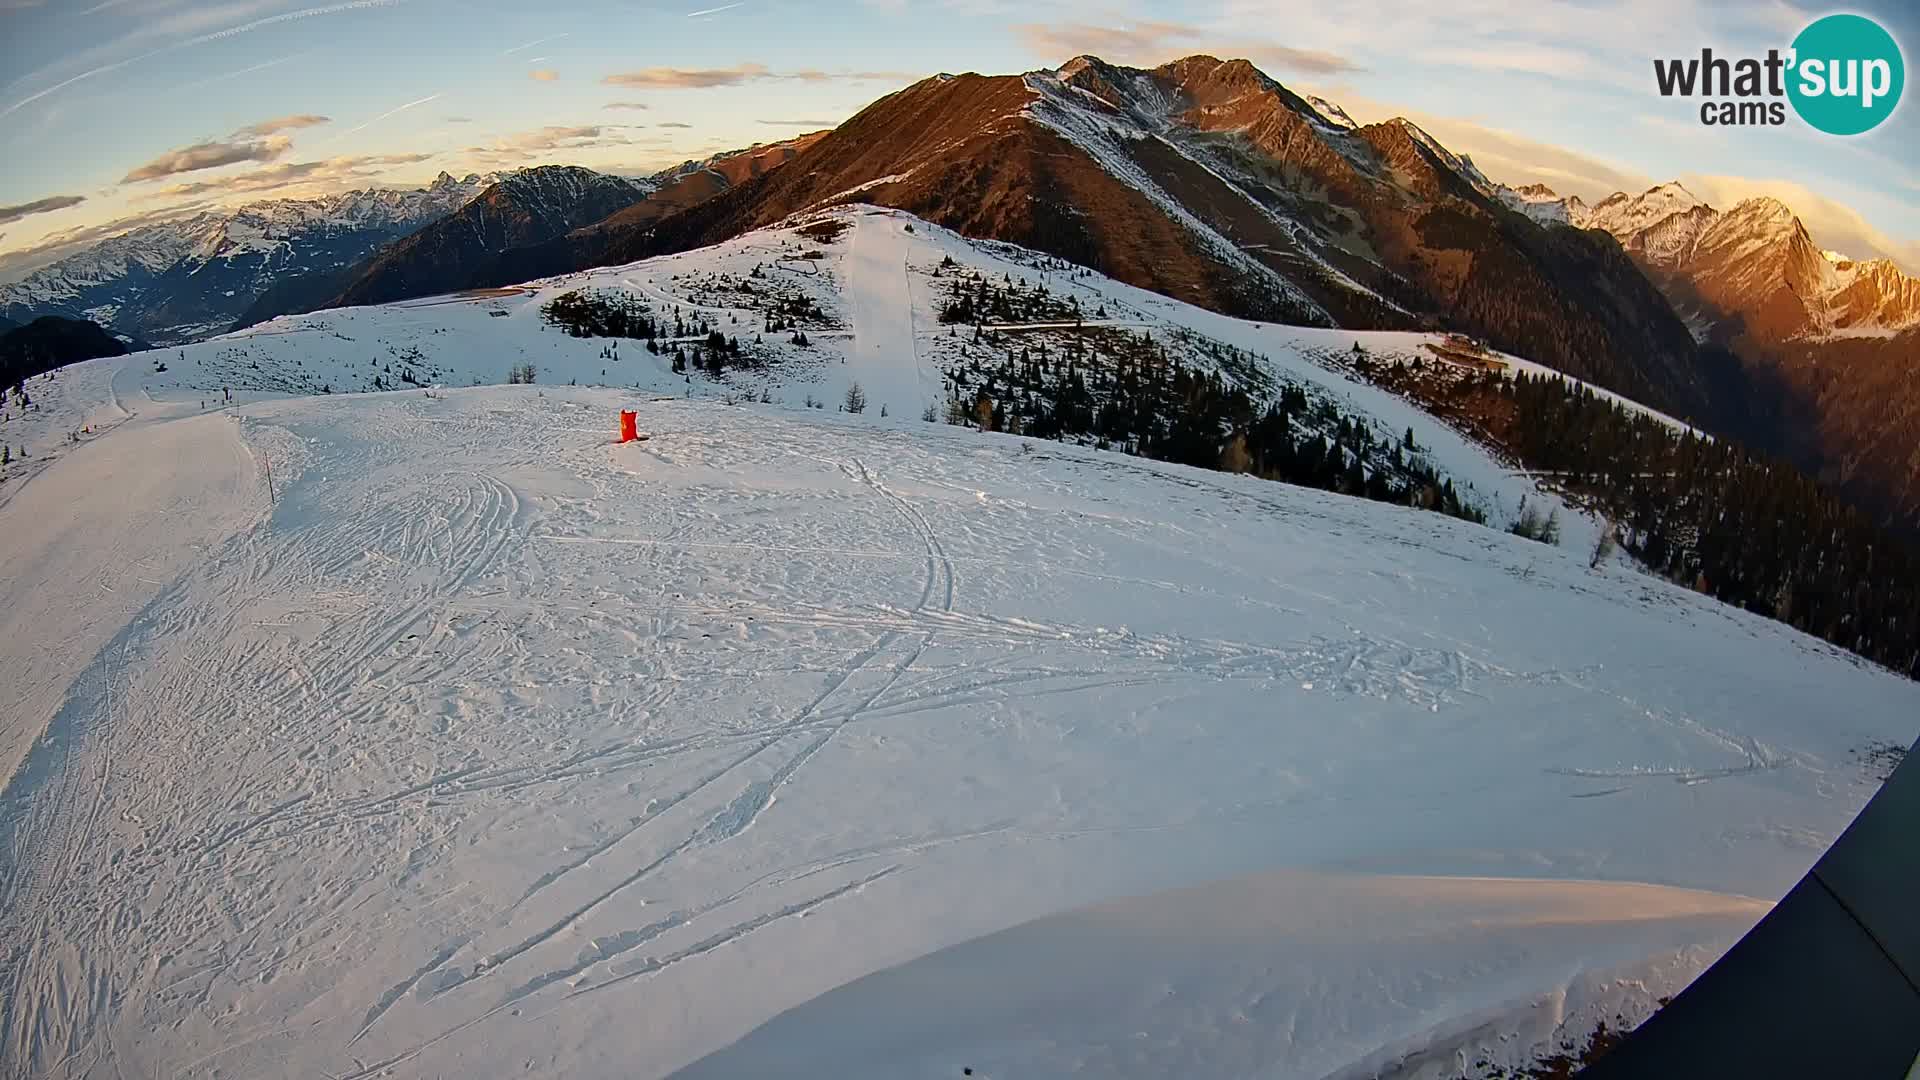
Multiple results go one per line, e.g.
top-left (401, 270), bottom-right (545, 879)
top-left (0, 397), bottom-right (259, 1075)
top-left (0, 385), bottom-right (1910, 1080)
top-left (840, 210), bottom-right (931, 417)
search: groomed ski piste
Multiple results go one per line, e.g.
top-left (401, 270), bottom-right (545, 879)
top-left (1, 206), bottom-right (1916, 1080)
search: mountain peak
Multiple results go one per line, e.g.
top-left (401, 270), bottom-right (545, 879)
top-left (1643, 180), bottom-right (1700, 202)
top-left (1726, 195), bottom-right (1795, 221)
top-left (1055, 55), bottom-right (1109, 80)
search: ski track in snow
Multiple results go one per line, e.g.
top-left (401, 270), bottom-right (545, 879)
top-left (0, 208), bottom-right (1915, 1080)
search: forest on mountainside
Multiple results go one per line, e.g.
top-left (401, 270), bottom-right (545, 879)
top-left (1353, 351), bottom-right (1920, 679)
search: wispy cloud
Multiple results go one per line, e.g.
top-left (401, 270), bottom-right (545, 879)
top-left (444, 114), bottom-right (474, 123)
top-left (5, 0), bottom-right (408, 118)
top-left (656, 121), bottom-right (694, 128)
top-left (1014, 19), bottom-right (1361, 75)
top-left (686, 2), bottom-right (743, 16)
top-left (238, 113), bottom-right (332, 136)
top-left (339, 92), bottom-right (441, 136)
top-left (173, 52), bottom-right (302, 93)
top-left (787, 69), bottom-right (917, 82)
top-left (529, 68), bottom-right (558, 81)
top-left (757, 118), bottom-right (836, 127)
top-left (0, 194), bottom-right (86, 226)
top-left (604, 63), bottom-right (770, 89)
top-left (143, 152), bottom-right (437, 199)
top-left (458, 124), bottom-right (646, 167)
top-left (122, 135), bottom-right (293, 182)
top-left (603, 102), bottom-right (650, 111)
top-left (501, 31), bottom-right (567, 55)
top-left (602, 62), bottom-right (916, 89)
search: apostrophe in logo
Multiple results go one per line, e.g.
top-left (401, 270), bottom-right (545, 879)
top-left (1652, 13), bottom-right (1904, 135)
top-left (1787, 14), bottom-right (1904, 135)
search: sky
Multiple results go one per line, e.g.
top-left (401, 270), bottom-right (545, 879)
top-left (1, 0), bottom-right (1916, 282)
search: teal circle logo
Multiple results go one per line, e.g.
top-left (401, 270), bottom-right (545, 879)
top-left (1787, 14), bottom-right (1904, 135)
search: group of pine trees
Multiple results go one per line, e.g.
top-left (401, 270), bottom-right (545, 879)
top-left (543, 289), bottom-right (761, 377)
top-left (938, 328), bottom-right (1485, 526)
top-left (938, 267), bottom-right (1085, 327)
top-left (1423, 366), bottom-right (1920, 677)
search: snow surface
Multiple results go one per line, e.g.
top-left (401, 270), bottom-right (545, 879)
top-left (678, 870), bottom-right (1768, 1079)
top-left (175, 206), bottom-right (1616, 542)
top-left (3, 207), bottom-right (1917, 1079)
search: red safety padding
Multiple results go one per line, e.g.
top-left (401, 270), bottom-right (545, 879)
top-left (619, 410), bottom-right (639, 443)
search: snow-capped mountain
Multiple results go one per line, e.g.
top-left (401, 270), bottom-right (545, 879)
top-left (0, 172), bottom-right (496, 345)
top-left (477, 54), bottom-right (1710, 432)
top-left (1497, 182), bottom-right (1587, 226)
top-left (318, 166), bottom-right (653, 312)
top-left (1502, 181), bottom-right (1920, 341)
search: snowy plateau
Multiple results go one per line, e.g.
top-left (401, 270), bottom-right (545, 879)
top-left (0, 206), bottom-right (1914, 1080)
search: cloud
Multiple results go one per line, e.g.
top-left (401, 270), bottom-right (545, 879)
top-left (786, 68), bottom-right (918, 83)
top-left (501, 31), bottom-right (567, 55)
top-left (0, 194), bottom-right (87, 226)
top-left (656, 121), bottom-right (694, 128)
top-left (529, 68), bottom-right (559, 81)
top-left (339, 92), bottom-right (440, 136)
top-left (1014, 19), bottom-right (1361, 76)
top-left (757, 119), bottom-right (837, 127)
top-left (122, 135), bottom-right (293, 182)
top-left (444, 115), bottom-right (475, 123)
top-left (457, 125), bottom-right (652, 167)
top-left (603, 102), bottom-right (650, 111)
top-left (6, 0), bottom-right (408, 118)
top-left (686, 2), bottom-right (743, 16)
top-left (141, 152), bottom-right (437, 200)
top-left (237, 113), bottom-right (331, 136)
top-left (174, 53), bottom-right (303, 93)
top-left (600, 63), bottom-right (915, 91)
top-left (603, 63), bottom-right (770, 88)
top-left (1417, 43), bottom-right (1626, 87)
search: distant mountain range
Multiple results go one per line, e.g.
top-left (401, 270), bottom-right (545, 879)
top-left (2, 58), bottom-right (1914, 529)
top-left (0, 172), bottom-right (497, 345)
top-left (268, 165), bottom-right (654, 318)
top-left (1499, 180), bottom-right (1920, 342)
top-left (321, 136), bottom-right (826, 314)
top-left (0, 139), bottom-right (831, 346)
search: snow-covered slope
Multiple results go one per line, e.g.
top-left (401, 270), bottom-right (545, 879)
top-left (3, 206), bottom-right (1915, 1080)
top-left (137, 205), bottom-right (1675, 545)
